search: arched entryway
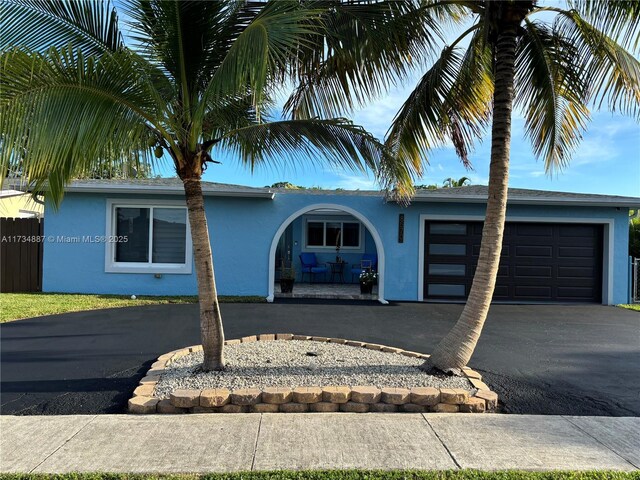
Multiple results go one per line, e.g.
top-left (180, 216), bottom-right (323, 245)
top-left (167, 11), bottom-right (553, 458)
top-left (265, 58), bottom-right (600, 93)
top-left (267, 203), bottom-right (387, 304)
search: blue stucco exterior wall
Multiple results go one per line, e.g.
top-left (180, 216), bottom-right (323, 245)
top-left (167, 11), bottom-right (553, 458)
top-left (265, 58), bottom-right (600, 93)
top-left (43, 190), bottom-right (631, 304)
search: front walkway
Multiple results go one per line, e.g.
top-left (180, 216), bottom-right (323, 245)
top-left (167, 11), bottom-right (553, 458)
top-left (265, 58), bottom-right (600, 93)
top-left (274, 282), bottom-right (378, 300)
top-left (2, 413), bottom-right (638, 473)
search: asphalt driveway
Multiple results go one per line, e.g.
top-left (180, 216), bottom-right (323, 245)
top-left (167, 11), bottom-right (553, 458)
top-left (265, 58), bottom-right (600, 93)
top-left (1, 301), bottom-right (638, 416)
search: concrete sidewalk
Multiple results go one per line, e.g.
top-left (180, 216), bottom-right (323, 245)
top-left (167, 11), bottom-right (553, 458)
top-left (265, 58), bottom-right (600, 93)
top-left (1, 414), bottom-right (638, 473)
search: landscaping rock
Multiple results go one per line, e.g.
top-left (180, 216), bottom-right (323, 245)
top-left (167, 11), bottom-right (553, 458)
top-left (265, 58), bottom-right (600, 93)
top-left (440, 388), bottom-right (469, 405)
top-left (170, 389), bottom-right (200, 408)
top-left (133, 384), bottom-right (155, 397)
top-left (230, 388), bottom-right (261, 405)
top-left (381, 387), bottom-right (410, 405)
top-left (138, 375), bottom-right (161, 385)
top-left (410, 387), bottom-right (440, 406)
top-left (309, 402), bottom-right (340, 412)
top-left (251, 403), bottom-right (279, 413)
top-left (220, 404), bottom-right (249, 413)
top-left (475, 390), bottom-right (498, 411)
top-left (276, 333), bottom-right (294, 340)
top-left (241, 335), bottom-right (257, 343)
top-left (433, 403), bottom-right (459, 413)
top-left (370, 403), bottom-right (398, 413)
top-left (460, 397), bottom-right (486, 413)
top-left (322, 386), bottom-right (351, 403)
top-left (128, 396), bottom-right (159, 414)
top-left (156, 399), bottom-right (186, 414)
top-left (200, 388), bottom-right (230, 407)
top-left (279, 403), bottom-right (309, 413)
top-left (190, 406), bottom-right (219, 413)
top-left (293, 386), bottom-right (323, 403)
top-left (340, 402), bottom-right (370, 413)
top-left (399, 403), bottom-right (427, 413)
top-left (262, 387), bottom-right (292, 404)
top-left (350, 386), bottom-right (381, 404)
top-left (258, 334), bottom-right (276, 341)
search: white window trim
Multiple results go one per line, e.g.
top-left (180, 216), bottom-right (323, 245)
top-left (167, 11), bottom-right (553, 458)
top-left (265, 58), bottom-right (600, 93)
top-left (417, 214), bottom-right (614, 305)
top-left (105, 199), bottom-right (193, 274)
top-left (303, 218), bottom-right (363, 251)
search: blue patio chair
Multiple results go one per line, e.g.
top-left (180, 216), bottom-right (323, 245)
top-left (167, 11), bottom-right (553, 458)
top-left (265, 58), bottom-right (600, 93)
top-left (351, 253), bottom-right (378, 282)
top-left (299, 253), bottom-right (328, 283)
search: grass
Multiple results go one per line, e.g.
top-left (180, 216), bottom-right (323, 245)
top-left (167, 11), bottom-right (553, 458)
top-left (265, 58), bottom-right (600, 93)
top-left (0, 471), bottom-right (638, 480)
top-left (0, 473), bottom-right (637, 480)
top-left (0, 293), bottom-right (265, 323)
top-left (617, 304), bottom-right (640, 312)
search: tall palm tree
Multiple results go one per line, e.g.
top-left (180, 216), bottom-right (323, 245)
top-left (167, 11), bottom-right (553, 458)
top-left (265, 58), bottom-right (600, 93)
top-left (443, 176), bottom-right (471, 188)
top-left (0, 0), bottom-right (422, 371)
top-left (287, 0), bottom-right (640, 371)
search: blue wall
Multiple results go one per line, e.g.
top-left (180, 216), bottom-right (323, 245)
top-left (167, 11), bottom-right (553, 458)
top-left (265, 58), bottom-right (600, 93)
top-left (43, 190), bottom-right (631, 304)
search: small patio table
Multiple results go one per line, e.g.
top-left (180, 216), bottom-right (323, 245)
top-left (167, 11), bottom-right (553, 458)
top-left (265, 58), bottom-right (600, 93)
top-left (328, 261), bottom-right (348, 284)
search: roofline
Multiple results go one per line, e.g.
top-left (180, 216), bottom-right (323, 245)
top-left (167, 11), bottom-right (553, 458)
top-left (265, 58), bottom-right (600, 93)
top-left (410, 194), bottom-right (640, 208)
top-left (62, 183), bottom-right (275, 199)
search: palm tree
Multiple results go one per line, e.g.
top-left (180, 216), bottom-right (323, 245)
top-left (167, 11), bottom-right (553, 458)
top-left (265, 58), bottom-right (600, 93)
top-left (0, 0), bottom-right (420, 371)
top-left (287, 0), bottom-right (640, 371)
top-left (443, 176), bottom-right (471, 188)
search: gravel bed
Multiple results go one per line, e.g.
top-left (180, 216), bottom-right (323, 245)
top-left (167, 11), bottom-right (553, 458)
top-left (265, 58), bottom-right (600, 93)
top-left (153, 340), bottom-right (474, 399)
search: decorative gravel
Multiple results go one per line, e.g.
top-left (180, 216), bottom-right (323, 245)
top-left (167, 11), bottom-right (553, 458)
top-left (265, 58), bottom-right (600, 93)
top-left (153, 340), bottom-right (474, 399)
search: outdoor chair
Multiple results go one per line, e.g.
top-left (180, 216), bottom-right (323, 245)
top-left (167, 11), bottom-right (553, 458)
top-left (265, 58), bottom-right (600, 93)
top-left (351, 253), bottom-right (378, 282)
top-left (299, 252), bottom-right (328, 283)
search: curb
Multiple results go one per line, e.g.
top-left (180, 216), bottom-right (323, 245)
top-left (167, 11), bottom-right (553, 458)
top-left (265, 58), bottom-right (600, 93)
top-left (128, 334), bottom-right (499, 415)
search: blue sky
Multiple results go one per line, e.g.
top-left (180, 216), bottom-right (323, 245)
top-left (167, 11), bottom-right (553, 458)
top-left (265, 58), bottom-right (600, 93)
top-left (143, 2), bottom-right (639, 198)
top-left (183, 79), bottom-right (639, 197)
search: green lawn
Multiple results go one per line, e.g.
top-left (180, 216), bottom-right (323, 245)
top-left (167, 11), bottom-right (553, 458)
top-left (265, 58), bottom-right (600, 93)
top-left (617, 304), bottom-right (640, 312)
top-left (0, 293), bottom-right (265, 323)
top-left (0, 471), bottom-right (637, 480)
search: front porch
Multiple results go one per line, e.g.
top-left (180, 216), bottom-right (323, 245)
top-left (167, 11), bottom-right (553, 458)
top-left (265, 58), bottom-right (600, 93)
top-left (273, 282), bottom-right (378, 300)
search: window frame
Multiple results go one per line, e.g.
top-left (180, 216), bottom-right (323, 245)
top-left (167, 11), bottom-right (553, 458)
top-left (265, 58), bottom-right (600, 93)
top-left (105, 199), bottom-right (193, 274)
top-left (303, 218), bottom-right (362, 250)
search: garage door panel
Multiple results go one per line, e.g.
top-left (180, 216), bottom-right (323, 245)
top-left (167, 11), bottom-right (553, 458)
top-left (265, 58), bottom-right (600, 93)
top-left (516, 224), bottom-right (554, 236)
top-left (424, 221), bottom-right (602, 303)
top-left (515, 285), bottom-right (553, 298)
top-left (558, 266), bottom-right (595, 278)
top-left (515, 265), bottom-right (553, 278)
top-left (558, 246), bottom-right (596, 258)
top-left (557, 287), bottom-right (597, 299)
top-left (515, 245), bottom-right (553, 257)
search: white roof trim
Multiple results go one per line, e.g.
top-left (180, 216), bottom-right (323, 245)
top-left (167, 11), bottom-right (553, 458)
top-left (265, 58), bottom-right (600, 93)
top-left (410, 194), bottom-right (640, 208)
top-left (63, 183), bottom-right (275, 199)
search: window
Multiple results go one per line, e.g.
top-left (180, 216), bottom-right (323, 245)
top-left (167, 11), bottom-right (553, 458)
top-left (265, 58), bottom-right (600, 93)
top-left (305, 220), bottom-right (361, 249)
top-left (106, 200), bottom-right (192, 274)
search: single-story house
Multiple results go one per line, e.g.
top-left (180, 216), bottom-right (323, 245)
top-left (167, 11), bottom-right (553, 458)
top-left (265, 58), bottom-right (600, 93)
top-left (41, 178), bottom-right (638, 304)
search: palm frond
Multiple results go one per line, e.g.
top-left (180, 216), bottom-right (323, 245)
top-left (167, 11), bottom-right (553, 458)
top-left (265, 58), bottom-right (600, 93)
top-left (284, 0), bottom-right (450, 120)
top-left (218, 118), bottom-right (417, 195)
top-left (569, 0), bottom-right (640, 52)
top-left (516, 19), bottom-right (591, 172)
top-left (199, 0), bottom-right (322, 121)
top-left (0, 47), bottom-right (162, 204)
top-left (0, 0), bottom-right (123, 54)
top-left (555, 9), bottom-right (640, 120)
top-left (386, 28), bottom-right (493, 169)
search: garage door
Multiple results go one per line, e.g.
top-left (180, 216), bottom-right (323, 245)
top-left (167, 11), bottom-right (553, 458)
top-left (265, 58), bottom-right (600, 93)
top-left (423, 221), bottom-right (603, 302)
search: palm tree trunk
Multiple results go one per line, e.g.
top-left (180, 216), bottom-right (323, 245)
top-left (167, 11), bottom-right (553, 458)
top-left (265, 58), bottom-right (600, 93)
top-left (425, 21), bottom-right (519, 372)
top-left (183, 177), bottom-right (225, 371)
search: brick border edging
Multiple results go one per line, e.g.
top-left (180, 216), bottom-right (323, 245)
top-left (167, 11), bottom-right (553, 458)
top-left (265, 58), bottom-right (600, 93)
top-left (128, 334), bottom-right (498, 415)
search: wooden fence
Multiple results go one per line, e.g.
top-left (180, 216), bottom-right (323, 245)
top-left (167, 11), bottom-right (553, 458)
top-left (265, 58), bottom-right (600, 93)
top-left (1, 217), bottom-right (43, 293)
